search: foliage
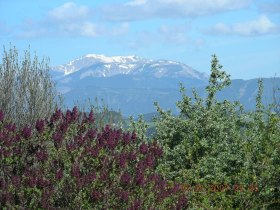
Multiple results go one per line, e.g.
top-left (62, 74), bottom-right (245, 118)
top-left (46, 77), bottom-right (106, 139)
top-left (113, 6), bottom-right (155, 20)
top-left (128, 115), bottom-right (149, 143)
top-left (0, 45), bottom-right (61, 127)
top-left (1, 45), bottom-right (279, 209)
top-left (272, 76), bottom-right (280, 116)
top-left (0, 107), bottom-right (187, 209)
top-left (154, 55), bottom-right (280, 209)
top-left (74, 97), bottom-right (125, 130)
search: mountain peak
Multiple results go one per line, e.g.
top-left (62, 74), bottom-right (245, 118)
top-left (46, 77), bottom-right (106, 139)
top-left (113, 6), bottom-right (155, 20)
top-left (52, 54), bottom-right (208, 81)
top-left (83, 54), bottom-right (139, 63)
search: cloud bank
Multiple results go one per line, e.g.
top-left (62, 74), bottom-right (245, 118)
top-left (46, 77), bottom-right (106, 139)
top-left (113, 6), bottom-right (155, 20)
top-left (17, 2), bottom-right (129, 39)
top-left (101, 0), bottom-right (252, 21)
top-left (206, 15), bottom-right (279, 36)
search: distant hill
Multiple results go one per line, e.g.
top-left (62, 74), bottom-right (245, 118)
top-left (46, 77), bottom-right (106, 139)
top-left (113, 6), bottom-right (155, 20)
top-left (51, 54), bottom-right (279, 116)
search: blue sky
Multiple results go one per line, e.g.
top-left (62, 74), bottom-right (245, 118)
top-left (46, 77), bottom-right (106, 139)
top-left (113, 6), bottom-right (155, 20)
top-left (0, 0), bottom-right (279, 79)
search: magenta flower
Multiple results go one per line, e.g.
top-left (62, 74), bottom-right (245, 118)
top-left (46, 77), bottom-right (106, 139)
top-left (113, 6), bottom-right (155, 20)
top-left (35, 149), bottom-right (48, 162)
top-left (66, 143), bottom-right (76, 153)
top-left (131, 131), bottom-right (137, 142)
top-left (4, 123), bottom-right (16, 132)
top-left (59, 122), bottom-right (69, 133)
top-left (150, 142), bottom-right (163, 157)
top-left (71, 164), bottom-right (81, 178)
top-left (27, 176), bottom-right (37, 187)
top-left (170, 183), bottom-right (181, 194)
top-left (128, 151), bottom-right (137, 161)
top-left (88, 110), bottom-right (94, 123)
top-left (55, 169), bottom-right (64, 180)
top-left (91, 190), bottom-right (102, 201)
top-left (135, 172), bottom-right (145, 186)
top-left (145, 155), bottom-right (155, 168)
top-left (106, 135), bottom-right (117, 150)
top-left (85, 172), bottom-right (96, 184)
top-left (51, 108), bottom-right (62, 122)
top-left (119, 153), bottom-right (127, 168)
top-left (176, 195), bottom-right (188, 209)
top-left (22, 126), bottom-right (32, 138)
top-left (122, 133), bottom-right (130, 145)
top-left (71, 106), bottom-right (79, 121)
top-left (74, 134), bottom-right (85, 146)
top-left (119, 190), bottom-right (129, 202)
top-left (86, 146), bottom-right (99, 157)
top-left (130, 199), bottom-right (141, 210)
top-left (120, 172), bottom-right (131, 185)
top-left (86, 128), bottom-right (96, 139)
top-left (53, 132), bottom-right (63, 148)
top-left (13, 134), bottom-right (21, 143)
top-left (99, 170), bottom-right (108, 182)
top-left (136, 161), bottom-right (146, 171)
top-left (38, 178), bottom-right (51, 188)
top-left (35, 119), bottom-right (45, 133)
top-left (11, 176), bottom-right (21, 188)
top-left (65, 109), bottom-right (72, 122)
top-left (139, 143), bottom-right (149, 154)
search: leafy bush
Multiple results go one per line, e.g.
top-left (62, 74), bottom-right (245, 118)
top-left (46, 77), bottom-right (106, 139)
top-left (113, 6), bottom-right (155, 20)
top-left (154, 55), bottom-right (280, 209)
top-left (0, 45), bottom-right (61, 127)
top-left (0, 107), bottom-right (187, 209)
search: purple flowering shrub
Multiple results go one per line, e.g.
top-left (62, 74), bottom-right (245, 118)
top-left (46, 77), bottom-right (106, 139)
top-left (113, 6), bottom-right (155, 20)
top-left (0, 108), bottom-right (187, 209)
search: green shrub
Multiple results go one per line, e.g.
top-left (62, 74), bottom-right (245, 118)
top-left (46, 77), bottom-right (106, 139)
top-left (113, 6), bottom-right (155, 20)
top-left (154, 55), bottom-right (280, 209)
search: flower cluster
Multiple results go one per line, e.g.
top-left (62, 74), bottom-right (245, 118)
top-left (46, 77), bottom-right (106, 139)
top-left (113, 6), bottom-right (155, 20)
top-left (0, 108), bottom-right (187, 209)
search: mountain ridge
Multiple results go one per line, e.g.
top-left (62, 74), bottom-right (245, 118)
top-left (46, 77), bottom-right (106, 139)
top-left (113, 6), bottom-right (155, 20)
top-left (52, 54), bottom-right (208, 80)
top-left (51, 54), bottom-right (279, 116)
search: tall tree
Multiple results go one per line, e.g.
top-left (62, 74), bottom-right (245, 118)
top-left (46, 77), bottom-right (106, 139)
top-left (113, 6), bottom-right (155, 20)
top-left (0, 45), bottom-right (61, 127)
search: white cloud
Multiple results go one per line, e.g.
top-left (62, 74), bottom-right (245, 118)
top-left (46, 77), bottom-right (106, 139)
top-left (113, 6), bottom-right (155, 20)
top-left (207, 15), bottom-right (279, 36)
top-left (111, 22), bottom-right (204, 50)
top-left (79, 22), bottom-right (99, 37)
top-left (102, 0), bottom-right (252, 21)
top-left (111, 23), bottom-right (130, 36)
top-left (16, 2), bottom-right (130, 39)
top-left (48, 2), bottom-right (91, 22)
top-left (158, 23), bottom-right (191, 44)
top-left (54, 22), bottom-right (99, 37)
top-left (210, 23), bottom-right (231, 34)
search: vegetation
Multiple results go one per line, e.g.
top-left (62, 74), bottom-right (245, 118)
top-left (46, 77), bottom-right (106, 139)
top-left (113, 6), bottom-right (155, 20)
top-left (0, 46), bottom-right (279, 209)
top-left (0, 45), bottom-right (61, 127)
top-left (272, 77), bottom-right (280, 116)
top-left (0, 107), bottom-right (187, 209)
top-left (153, 55), bottom-right (280, 209)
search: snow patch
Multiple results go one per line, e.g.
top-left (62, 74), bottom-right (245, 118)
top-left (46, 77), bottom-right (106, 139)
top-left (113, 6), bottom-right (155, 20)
top-left (84, 54), bottom-right (138, 63)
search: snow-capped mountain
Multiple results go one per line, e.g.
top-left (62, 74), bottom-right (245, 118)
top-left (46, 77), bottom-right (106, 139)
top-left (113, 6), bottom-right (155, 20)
top-left (50, 54), bottom-right (209, 115)
top-left (52, 54), bottom-right (208, 80)
top-left (51, 54), bottom-right (279, 116)
top-left (54, 54), bottom-right (141, 76)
